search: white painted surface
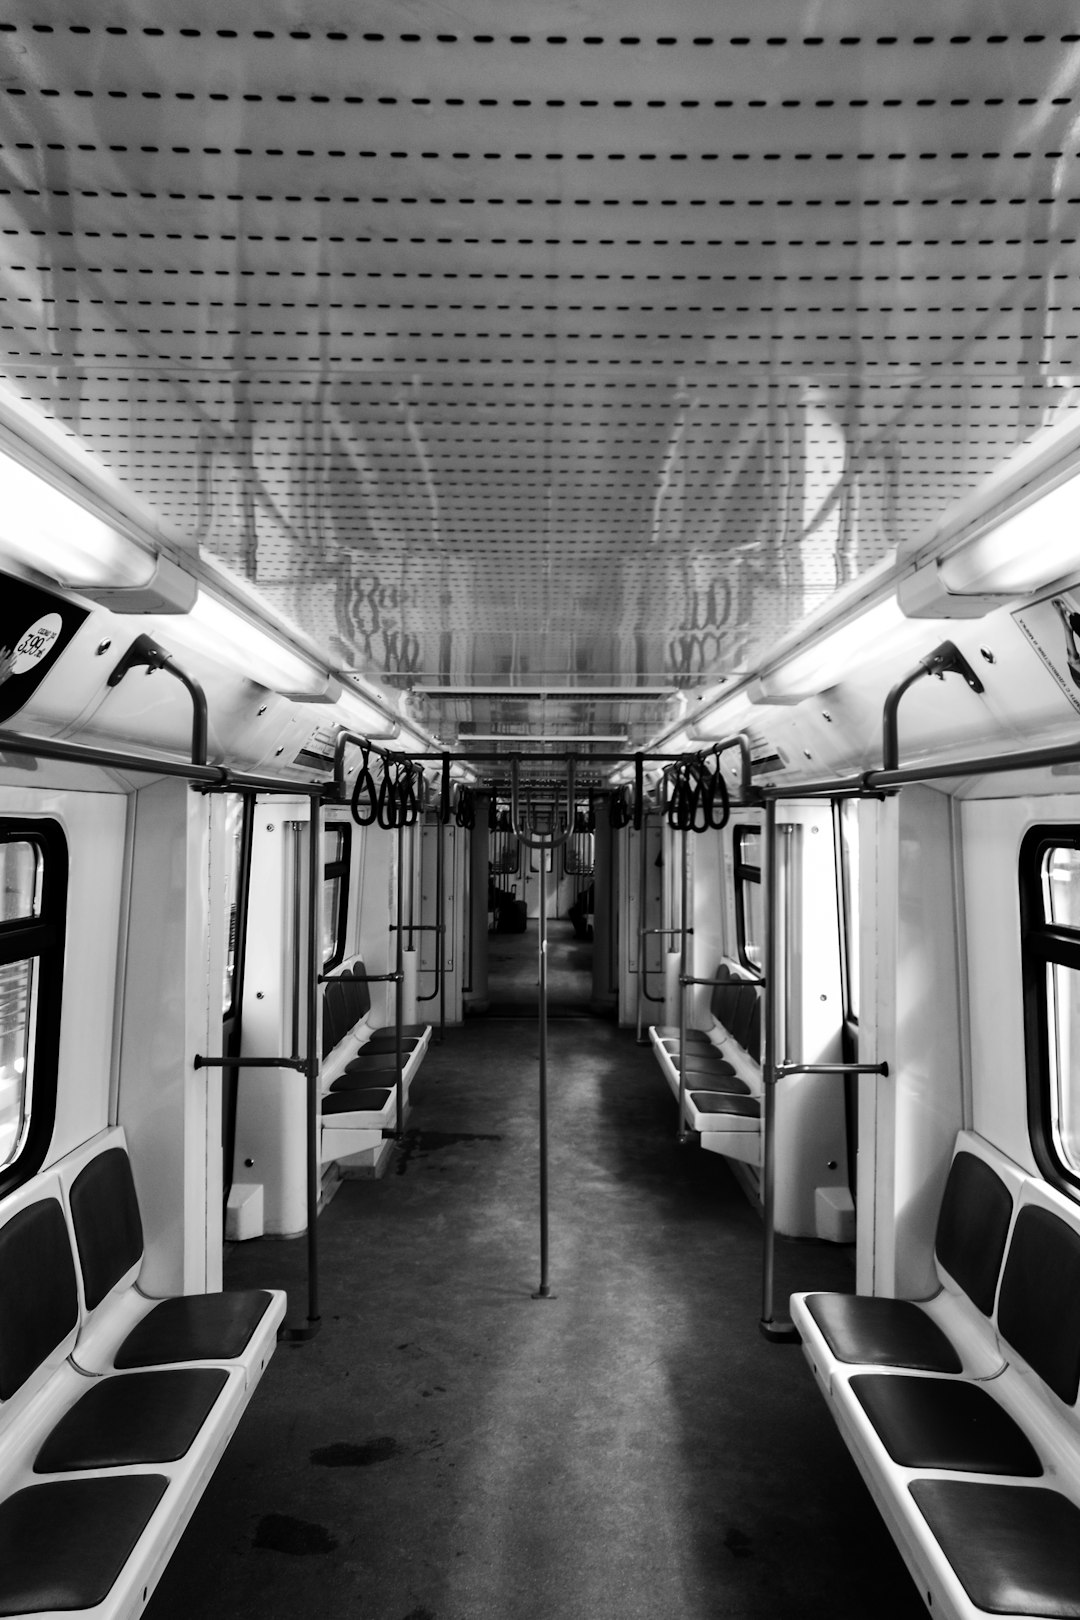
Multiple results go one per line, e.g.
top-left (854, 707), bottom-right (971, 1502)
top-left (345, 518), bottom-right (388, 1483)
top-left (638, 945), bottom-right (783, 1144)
top-left (859, 785), bottom-right (965, 1299)
top-left (117, 778), bottom-right (223, 1294)
top-left (232, 800), bottom-right (312, 1237)
top-left (773, 804), bottom-right (850, 1239)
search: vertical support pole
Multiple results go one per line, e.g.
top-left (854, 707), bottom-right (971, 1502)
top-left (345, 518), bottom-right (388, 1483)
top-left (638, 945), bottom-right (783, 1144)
top-left (636, 815), bottom-right (649, 1042)
top-left (436, 810), bottom-right (446, 1041)
top-left (677, 823), bottom-right (691, 1144)
top-left (394, 820), bottom-right (405, 1139)
top-left (467, 795), bottom-right (490, 1012)
top-left (760, 799), bottom-right (798, 1341)
top-left (532, 836), bottom-right (553, 1299)
top-left (304, 794), bottom-right (322, 1329)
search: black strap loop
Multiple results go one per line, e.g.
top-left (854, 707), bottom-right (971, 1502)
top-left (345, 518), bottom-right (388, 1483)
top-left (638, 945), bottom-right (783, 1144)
top-left (349, 743), bottom-right (381, 827)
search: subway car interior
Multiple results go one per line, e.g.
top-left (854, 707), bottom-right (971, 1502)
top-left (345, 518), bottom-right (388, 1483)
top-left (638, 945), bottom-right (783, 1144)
top-left (5, 4), bottom-right (1080, 1617)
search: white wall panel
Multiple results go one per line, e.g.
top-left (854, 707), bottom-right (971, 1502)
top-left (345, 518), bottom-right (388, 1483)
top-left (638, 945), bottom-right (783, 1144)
top-left (117, 778), bottom-right (223, 1293)
top-left (860, 786), bottom-right (964, 1298)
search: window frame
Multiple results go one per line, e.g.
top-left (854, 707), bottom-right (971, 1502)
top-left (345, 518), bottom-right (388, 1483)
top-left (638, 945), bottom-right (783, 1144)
top-left (0, 818), bottom-right (67, 1198)
top-left (834, 797), bottom-right (860, 1028)
top-left (732, 822), bottom-right (764, 978)
top-left (322, 821), bottom-right (352, 972)
top-left (1019, 825), bottom-right (1080, 1200)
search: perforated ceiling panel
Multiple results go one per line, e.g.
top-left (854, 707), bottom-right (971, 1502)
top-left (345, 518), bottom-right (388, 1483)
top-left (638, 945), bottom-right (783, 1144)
top-left (2, 2), bottom-right (1079, 752)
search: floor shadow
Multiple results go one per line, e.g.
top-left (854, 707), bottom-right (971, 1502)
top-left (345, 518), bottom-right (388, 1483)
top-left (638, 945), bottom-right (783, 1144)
top-left (484, 916), bottom-right (596, 1019)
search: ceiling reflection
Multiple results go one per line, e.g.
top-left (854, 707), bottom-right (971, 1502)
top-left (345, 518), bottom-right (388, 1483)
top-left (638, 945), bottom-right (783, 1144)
top-left (2, 4), bottom-right (1080, 749)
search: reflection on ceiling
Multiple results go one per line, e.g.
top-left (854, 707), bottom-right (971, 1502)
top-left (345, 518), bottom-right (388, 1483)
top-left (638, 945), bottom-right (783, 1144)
top-left (1, 2), bottom-right (1079, 752)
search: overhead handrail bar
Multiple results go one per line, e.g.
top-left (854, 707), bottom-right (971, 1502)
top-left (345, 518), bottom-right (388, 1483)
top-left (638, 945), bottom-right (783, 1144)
top-left (881, 640), bottom-right (985, 773)
top-left (107, 633), bottom-right (209, 768)
top-left (0, 725), bottom-right (330, 796)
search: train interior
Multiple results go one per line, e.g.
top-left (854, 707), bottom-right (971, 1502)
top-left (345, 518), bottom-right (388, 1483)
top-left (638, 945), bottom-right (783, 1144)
top-left (4, 5), bottom-right (1080, 1618)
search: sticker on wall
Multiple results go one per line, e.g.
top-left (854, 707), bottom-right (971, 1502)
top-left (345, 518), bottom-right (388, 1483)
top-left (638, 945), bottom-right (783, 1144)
top-left (0, 572), bottom-right (89, 724)
top-left (1012, 587), bottom-right (1080, 717)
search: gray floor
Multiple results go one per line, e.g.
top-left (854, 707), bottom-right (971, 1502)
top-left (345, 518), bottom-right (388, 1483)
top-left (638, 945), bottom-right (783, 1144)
top-left (485, 916), bottom-right (596, 1017)
top-left (146, 939), bottom-right (924, 1620)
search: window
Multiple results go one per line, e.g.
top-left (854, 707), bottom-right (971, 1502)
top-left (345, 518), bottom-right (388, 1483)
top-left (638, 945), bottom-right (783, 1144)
top-left (836, 798), bottom-right (860, 1023)
top-left (322, 823), bottom-right (351, 970)
top-left (733, 824), bottom-right (764, 974)
top-left (221, 794), bottom-right (248, 1020)
top-left (0, 820), bottom-right (67, 1194)
top-left (1020, 828), bottom-right (1080, 1197)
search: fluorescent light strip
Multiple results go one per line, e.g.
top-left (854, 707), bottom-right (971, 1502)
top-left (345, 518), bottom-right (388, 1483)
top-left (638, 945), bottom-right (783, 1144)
top-left (0, 450), bottom-right (156, 588)
top-left (939, 473), bottom-right (1080, 595)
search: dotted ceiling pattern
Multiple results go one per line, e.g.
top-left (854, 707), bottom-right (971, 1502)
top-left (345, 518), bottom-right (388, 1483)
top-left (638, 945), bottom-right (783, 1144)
top-left (1, 1), bottom-right (1080, 752)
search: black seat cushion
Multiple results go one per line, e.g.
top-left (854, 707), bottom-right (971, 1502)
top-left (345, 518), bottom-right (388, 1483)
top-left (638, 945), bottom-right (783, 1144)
top-left (0, 1475), bottom-right (167, 1615)
top-left (35, 1368), bottom-right (230, 1471)
top-left (934, 1151), bottom-right (1013, 1316)
top-left (653, 1026), bottom-right (717, 1047)
top-left (688, 1093), bottom-right (761, 1119)
top-left (909, 1481), bottom-right (1080, 1616)
top-left (358, 1035), bottom-right (423, 1055)
top-left (659, 1038), bottom-right (733, 1067)
top-left (997, 1203), bottom-right (1080, 1405)
top-left (850, 1374), bottom-right (1040, 1475)
top-left (671, 1056), bottom-right (748, 1093)
top-left (342, 1052), bottom-right (407, 1075)
top-left (69, 1148), bottom-right (144, 1310)
top-left (803, 1293), bottom-right (962, 1373)
top-left (709, 962), bottom-right (734, 1021)
top-left (728, 984), bottom-right (758, 1049)
top-left (371, 1022), bottom-right (428, 1040)
top-left (0, 1199), bottom-right (79, 1401)
top-left (331, 1068), bottom-right (399, 1095)
top-left (113, 1291), bottom-right (273, 1369)
top-left (323, 1087), bottom-right (394, 1112)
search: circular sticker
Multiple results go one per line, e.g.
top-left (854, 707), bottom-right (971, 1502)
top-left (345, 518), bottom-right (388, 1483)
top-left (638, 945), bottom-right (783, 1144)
top-left (9, 613), bottom-right (63, 676)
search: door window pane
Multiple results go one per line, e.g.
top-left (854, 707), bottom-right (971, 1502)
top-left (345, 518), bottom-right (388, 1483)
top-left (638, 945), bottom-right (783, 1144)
top-left (0, 958), bottom-right (33, 1167)
top-left (839, 799), bottom-right (860, 1021)
top-left (0, 842), bottom-right (41, 923)
top-left (322, 824), bottom-right (351, 970)
top-left (222, 795), bottom-right (245, 1019)
top-left (733, 824), bottom-right (763, 974)
top-left (1047, 959), bottom-right (1080, 1178)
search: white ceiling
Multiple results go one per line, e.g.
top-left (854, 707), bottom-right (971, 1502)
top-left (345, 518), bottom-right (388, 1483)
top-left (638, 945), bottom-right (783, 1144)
top-left (2, 1), bottom-right (1079, 755)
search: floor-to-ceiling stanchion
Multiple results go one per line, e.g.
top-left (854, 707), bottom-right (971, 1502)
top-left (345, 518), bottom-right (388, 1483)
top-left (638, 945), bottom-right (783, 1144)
top-left (759, 798), bottom-right (798, 1342)
top-left (533, 838), bottom-right (552, 1299)
top-left (510, 756), bottom-right (574, 1301)
top-left (303, 792), bottom-right (322, 1332)
top-left (394, 819), bottom-right (406, 1138)
top-left (676, 821), bottom-right (692, 1145)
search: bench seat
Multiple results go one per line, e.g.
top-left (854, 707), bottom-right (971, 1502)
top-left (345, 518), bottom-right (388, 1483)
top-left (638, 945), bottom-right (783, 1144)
top-left (319, 958), bottom-right (432, 1164)
top-left (55, 1134), bottom-right (283, 1388)
top-left (792, 1132), bottom-right (1080, 1620)
top-left (0, 1128), bottom-right (284, 1619)
top-left (648, 962), bottom-right (764, 1164)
